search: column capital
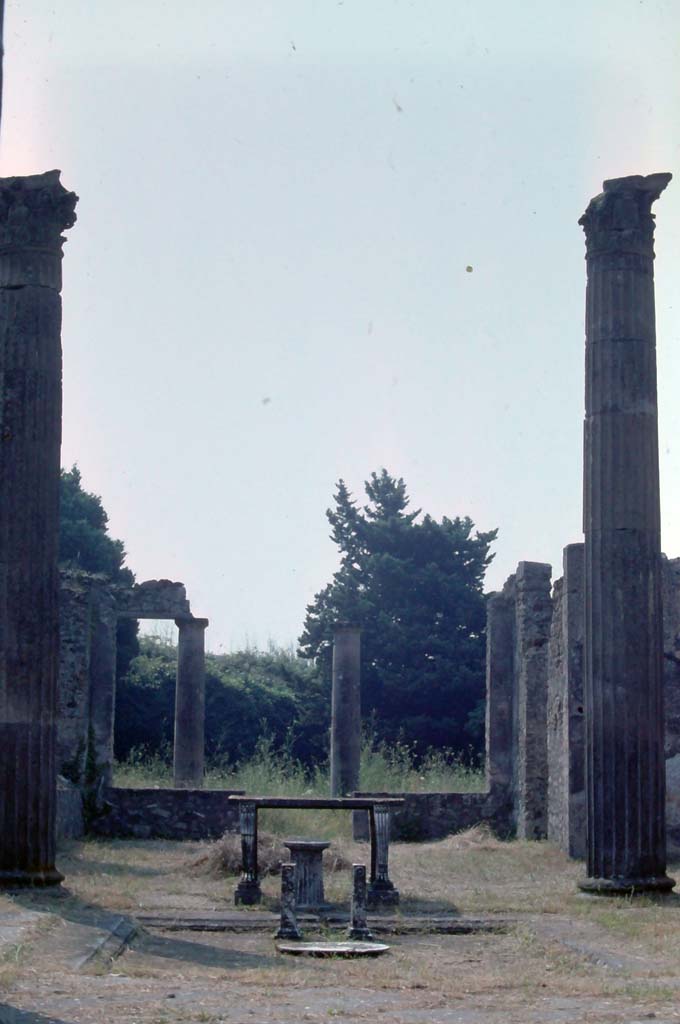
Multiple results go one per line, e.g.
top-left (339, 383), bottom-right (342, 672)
top-left (333, 622), bottom-right (361, 636)
top-left (175, 615), bottom-right (209, 630)
top-left (0, 171), bottom-right (78, 290)
top-left (579, 172), bottom-right (671, 261)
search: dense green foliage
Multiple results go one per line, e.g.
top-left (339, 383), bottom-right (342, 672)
top-left (299, 470), bottom-right (496, 757)
top-left (60, 466), bottom-right (133, 583)
top-left (59, 465), bottom-right (139, 677)
top-left (114, 637), bottom-right (328, 767)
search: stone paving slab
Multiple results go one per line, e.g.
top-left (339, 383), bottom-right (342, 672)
top-left (0, 909), bottom-right (46, 951)
top-left (0, 903), bottom-right (136, 974)
top-left (135, 909), bottom-right (511, 934)
top-left (63, 914), bottom-right (138, 971)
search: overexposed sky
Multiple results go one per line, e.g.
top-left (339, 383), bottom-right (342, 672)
top-left (2, 1), bottom-right (680, 651)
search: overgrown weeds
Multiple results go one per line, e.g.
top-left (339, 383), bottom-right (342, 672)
top-left (113, 735), bottom-right (484, 798)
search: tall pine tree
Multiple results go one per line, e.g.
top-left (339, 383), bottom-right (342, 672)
top-left (298, 470), bottom-right (496, 757)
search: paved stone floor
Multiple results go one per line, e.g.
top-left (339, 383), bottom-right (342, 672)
top-left (0, 906), bottom-right (680, 1024)
top-left (1, 837), bottom-right (680, 1023)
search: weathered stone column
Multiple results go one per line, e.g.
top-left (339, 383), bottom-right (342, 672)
top-left (0, 171), bottom-right (77, 886)
top-left (330, 624), bottom-right (361, 797)
top-left (485, 589), bottom-right (515, 797)
top-left (514, 562), bottom-right (552, 840)
top-left (173, 616), bottom-right (208, 788)
top-left (547, 544), bottom-right (586, 858)
top-left (580, 173), bottom-right (674, 893)
top-left (88, 584), bottom-right (117, 788)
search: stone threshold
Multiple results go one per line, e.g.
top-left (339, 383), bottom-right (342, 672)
top-left (136, 910), bottom-right (512, 935)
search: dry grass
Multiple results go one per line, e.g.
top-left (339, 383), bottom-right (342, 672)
top-left (2, 834), bottom-right (680, 1023)
top-left (189, 831), bottom-right (352, 879)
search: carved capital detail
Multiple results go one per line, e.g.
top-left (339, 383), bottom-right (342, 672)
top-left (579, 172), bottom-right (671, 261)
top-left (0, 170), bottom-right (78, 290)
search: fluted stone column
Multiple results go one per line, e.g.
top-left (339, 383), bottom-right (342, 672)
top-left (0, 171), bottom-right (77, 886)
top-left (173, 616), bottom-right (208, 788)
top-left (580, 173), bottom-right (674, 893)
top-left (330, 624), bottom-right (361, 798)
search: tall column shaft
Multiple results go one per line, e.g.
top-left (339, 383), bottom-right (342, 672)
top-left (330, 625), bottom-right (361, 797)
top-left (173, 616), bottom-right (208, 788)
top-left (88, 584), bottom-right (117, 788)
top-left (514, 562), bottom-right (552, 840)
top-left (484, 590), bottom-right (515, 795)
top-left (0, 171), bottom-right (77, 885)
top-left (547, 543), bottom-right (585, 858)
top-left (580, 173), bottom-right (674, 892)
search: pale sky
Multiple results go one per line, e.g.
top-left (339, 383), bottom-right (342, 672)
top-left (2, 1), bottom-right (680, 652)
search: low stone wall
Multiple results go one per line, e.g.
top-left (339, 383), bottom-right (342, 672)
top-left (352, 789), bottom-right (513, 843)
top-left (90, 787), bottom-right (244, 840)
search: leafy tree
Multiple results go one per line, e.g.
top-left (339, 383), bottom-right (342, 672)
top-left (59, 465), bottom-right (138, 676)
top-left (298, 470), bottom-right (497, 757)
top-left (60, 466), bottom-right (133, 583)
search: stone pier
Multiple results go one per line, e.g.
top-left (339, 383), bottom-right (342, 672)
top-left (514, 562), bottom-right (552, 840)
top-left (547, 544), bottom-right (586, 858)
top-left (485, 590), bottom-right (515, 798)
top-left (0, 171), bottom-right (77, 885)
top-left (173, 616), bottom-right (209, 789)
top-left (580, 173), bottom-right (674, 893)
top-left (330, 625), bottom-right (361, 798)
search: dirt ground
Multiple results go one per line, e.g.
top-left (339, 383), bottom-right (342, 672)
top-left (1, 832), bottom-right (680, 1024)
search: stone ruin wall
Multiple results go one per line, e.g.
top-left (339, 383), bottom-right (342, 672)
top-left (57, 574), bottom-right (196, 791)
top-left (57, 570), bottom-right (117, 790)
top-left (57, 557), bottom-right (680, 850)
top-left (489, 549), bottom-right (680, 859)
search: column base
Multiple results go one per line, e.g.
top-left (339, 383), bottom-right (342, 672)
top-left (579, 874), bottom-right (676, 896)
top-left (275, 925), bottom-right (303, 940)
top-left (367, 883), bottom-right (400, 909)
top-left (0, 868), bottom-right (64, 888)
top-left (348, 926), bottom-right (374, 941)
top-left (234, 880), bottom-right (262, 905)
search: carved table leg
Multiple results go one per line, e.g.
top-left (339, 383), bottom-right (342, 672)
top-left (275, 863), bottom-right (302, 940)
top-left (234, 801), bottom-right (262, 905)
top-left (367, 802), bottom-right (399, 908)
top-left (348, 864), bottom-right (373, 940)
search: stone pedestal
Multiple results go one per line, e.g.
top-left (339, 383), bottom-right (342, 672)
top-left (580, 173), bottom-right (674, 894)
top-left (173, 616), bottom-right (208, 788)
top-left (330, 625), bottom-right (361, 798)
top-left (0, 171), bottom-right (77, 886)
top-left (283, 840), bottom-right (330, 910)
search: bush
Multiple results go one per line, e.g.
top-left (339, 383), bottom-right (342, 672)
top-left (114, 638), bottom-right (329, 768)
